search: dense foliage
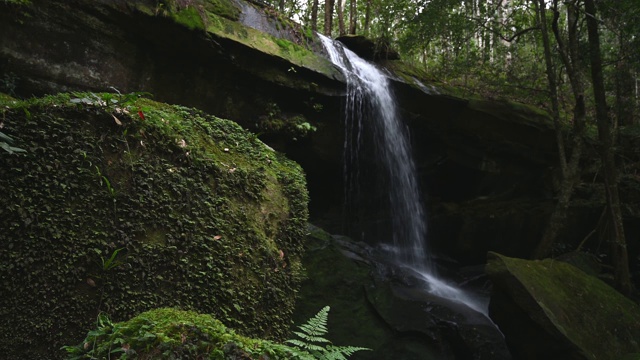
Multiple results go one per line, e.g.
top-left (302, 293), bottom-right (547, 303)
top-left (269, 0), bottom-right (639, 118)
top-left (0, 93), bottom-right (309, 359)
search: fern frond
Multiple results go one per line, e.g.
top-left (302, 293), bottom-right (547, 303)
top-left (276, 343), bottom-right (316, 360)
top-left (323, 345), bottom-right (372, 360)
top-left (286, 306), bottom-right (371, 360)
top-left (290, 331), bottom-right (331, 344)
top-left (296, 306), bottom-right (329, 335)
top-left (285, 338), bottom-right (327, 352)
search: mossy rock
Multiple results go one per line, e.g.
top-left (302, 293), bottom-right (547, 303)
top-left (135, 0), bottom-right (340, 84)
top-left (149, 0), bottom-right (241, 22)
top-left (63, 308), bottom-right (295, 359)
top-left (486, 252), bottom-right (640, 360)
top-left (0, 92), bottom-right (309, 359)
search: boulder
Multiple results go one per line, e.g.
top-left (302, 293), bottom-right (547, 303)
top-left (486, 252), bottom-right (640, 360)
top-left (0, 93), bottom-right (308, 359)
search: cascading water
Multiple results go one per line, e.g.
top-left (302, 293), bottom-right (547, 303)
top-left (319, 34), bottom-right (429, 271)
top-left (319, 34), bottom-right (487, 314)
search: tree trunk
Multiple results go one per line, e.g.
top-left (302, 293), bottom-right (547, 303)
top-left (324, 0), bottom-right (334, 36)
top-left (311, 0), bottom-right (319, 32)
top-left (533, 0), bottom-right (586, 259)
top-left (616, 32), bottom-right (636, 126)
top-left (278, 0), bottom-right (285, 12)
top-left (363, 0), bottom-right (371, 35)
top-left (584, 0), bottom-right (632, 295)
top-left (337, 0), bottom-right (345, 36)
top-left (349, 0), bottom-right (356, 34)
top-left (535, 0), bottom-right (566, 175)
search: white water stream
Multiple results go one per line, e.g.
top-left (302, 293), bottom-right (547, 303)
top-left (319, 34), bottom-right (486, 315)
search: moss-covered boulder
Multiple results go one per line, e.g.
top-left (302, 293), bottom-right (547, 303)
top-left (63, 308), bottom-right (294, 359)
top-left (0, 93), bottom-right (308, 359)
top-left (486, 252), bottom-right (640, 360)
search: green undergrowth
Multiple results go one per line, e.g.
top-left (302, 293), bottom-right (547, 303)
top-left (0, 92), bottom-right (309, 359)
top-left (0, 92), bottom-right (17, 105)
top-left (63, 307), bottom-right (370, 359)
top-left (64, 308), bottom-right (292, 359)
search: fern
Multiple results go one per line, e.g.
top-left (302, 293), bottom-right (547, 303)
top-left (285, 306), bottom-right (370, 360)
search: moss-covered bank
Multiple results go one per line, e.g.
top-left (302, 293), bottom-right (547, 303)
top-left (131, 0), bottom-right (340, 86)
top-left (63, 308), bottom-right (294, 359)
top-left (0, 93), bottom-right (309, 359)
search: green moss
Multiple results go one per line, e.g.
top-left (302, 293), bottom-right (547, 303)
top-left (125, 0), bottom-right (338, 85)
top-left (202, 11), bottom-right (340, 82)
top-left (2, 0), bottom-right (30, 5)
top-left (0, 92), bottom-right (309, 359)
top-left (150, 0), bottom-right (240, 31)
top-left (0, 92), bottom-right (17, 104)
top-left (204, 0), bottom-right (240, 21)
top-left (173, 6), bottom-right (205, 30)
top-left (487, 253), bottom-right (640, 359)
top-left (275, 38), bottom-right (294, 52)
top-left (63, 308), bottom-right (295, 359)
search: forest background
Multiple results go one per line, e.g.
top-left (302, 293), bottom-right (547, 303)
top-left (267, 0), bottom-right (640, 294)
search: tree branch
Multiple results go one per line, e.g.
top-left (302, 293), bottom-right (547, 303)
top-left (467, 16), bottom-right (540, 42)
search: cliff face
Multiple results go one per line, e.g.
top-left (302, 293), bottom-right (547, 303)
top-left (2, 0), bottom-right (638, 269)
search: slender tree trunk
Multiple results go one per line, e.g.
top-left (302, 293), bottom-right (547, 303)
top-left (535, 0), bottom-right (566, 175)
top-left (584, 0), bottom-right (632, 295)
top-left (337, 0), bottom-right (345, 36)
top-left (363, 0), bottom-right (371, 35)
top-left (311, 0), bottom-right (319, 32)
top-left (616, 32), bottom-right (635, 126)
top-left (533, 0), bottom-right (586, 259)
top-left (349, 0), bottom-right (356, 34)
top-left (278, 0), bottom-right (285, 12)
top-left (324, 0), bottom-right (334, 36)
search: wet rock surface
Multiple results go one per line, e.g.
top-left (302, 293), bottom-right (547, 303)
top-left (294, 225), bottom-right (512, 360)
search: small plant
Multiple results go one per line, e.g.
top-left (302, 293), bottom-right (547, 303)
top-left (97, 247), bottom-right (125, 272)
top-left (88, 248), bottom-right (127, 317)
top-left (94, 165), bottom-right (116, 210)
top-left (0, 131), bottom-right (26, 154)
top-left (295, 121), bottom-right (316, 135)
top-left (285, 306), bottom-right (370, 360)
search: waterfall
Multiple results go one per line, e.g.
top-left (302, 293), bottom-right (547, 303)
top-left (319, 34), bottom-right (487, 315)
top-left (319, 34), bottom-right (429, 271)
